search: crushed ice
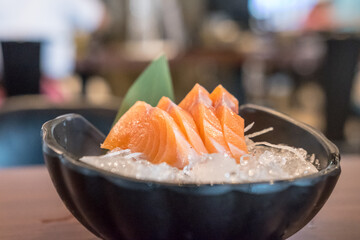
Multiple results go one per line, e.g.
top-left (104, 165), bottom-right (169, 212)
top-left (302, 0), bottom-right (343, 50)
top-left (80, 126), bottom-right (319, 184)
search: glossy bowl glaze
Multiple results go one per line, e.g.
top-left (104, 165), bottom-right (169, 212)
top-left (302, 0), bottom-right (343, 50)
top-left (42, 104), bottom-right (341, 240)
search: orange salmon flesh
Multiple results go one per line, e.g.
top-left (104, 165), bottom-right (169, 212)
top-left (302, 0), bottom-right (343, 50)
top-left (102, 84), bottom-right (248, 168)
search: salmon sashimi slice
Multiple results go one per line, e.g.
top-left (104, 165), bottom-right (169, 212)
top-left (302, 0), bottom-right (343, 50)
top-left (190, 102), bottom-right (230, 154)
top-left (215, 105), bottom-right (248, 162)
top-left (146, 115), bottom-right (161, 161)
top-left (157, 97), bottom-right (208, 154)
top-left (101, 101), bottom-right (152, 150)
top-left (179, 85), bottom-right (230, 154)
top-left (150, 107), bottom-right (199, 168)
top-left (210, 84), bottom-right (239, 114)
top-left (178, 83), bottom-right (212, 110)
top-left (102, 101), bottom-right (198, 169)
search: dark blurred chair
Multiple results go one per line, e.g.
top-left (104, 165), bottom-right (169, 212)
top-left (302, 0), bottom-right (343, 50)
top-left (1, 41), bottom-right (42, 96)
top-left (321, 36), bottom-right (360, 141)
top-left (0, 100), bottom-right (117, 167)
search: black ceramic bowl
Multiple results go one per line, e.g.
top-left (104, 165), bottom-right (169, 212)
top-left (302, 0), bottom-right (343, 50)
top-left (42, 104), bottom-right (341, 240)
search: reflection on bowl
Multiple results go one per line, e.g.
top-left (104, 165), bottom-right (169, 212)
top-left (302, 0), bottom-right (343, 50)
top-left (41, 104), bottom-right (340, 240)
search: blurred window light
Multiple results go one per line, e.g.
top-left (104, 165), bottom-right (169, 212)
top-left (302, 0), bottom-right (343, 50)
top-left (332, 0), bottom-right (360, 30)
top-left (249, 0), bottom-right (318, 31)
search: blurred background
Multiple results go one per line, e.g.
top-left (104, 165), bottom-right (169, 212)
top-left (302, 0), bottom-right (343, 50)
top-left (0, 0), bottom-right (359, 167)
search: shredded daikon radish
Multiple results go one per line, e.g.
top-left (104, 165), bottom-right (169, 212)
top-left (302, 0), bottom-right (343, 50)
top-left (246, 127), bottom-right (274, 139)
top-left (244, 122), bottom-right (255, 133)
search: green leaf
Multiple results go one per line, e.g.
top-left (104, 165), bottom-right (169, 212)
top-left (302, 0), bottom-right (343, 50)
top-left (113, 55), bottom-right (175, 124)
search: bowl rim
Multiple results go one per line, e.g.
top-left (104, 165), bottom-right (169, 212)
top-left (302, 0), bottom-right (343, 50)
top-left (42, 104), bottom-right (341, 187)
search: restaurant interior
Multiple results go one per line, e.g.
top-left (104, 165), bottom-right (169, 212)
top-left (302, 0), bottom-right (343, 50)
top-left (0, 0), bottom-right (359, 167)
top-left (0, 1), bottom-right (360, 239)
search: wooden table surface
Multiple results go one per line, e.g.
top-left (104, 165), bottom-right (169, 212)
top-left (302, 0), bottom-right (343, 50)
top-left (0, 155), bottom-right (359, 240)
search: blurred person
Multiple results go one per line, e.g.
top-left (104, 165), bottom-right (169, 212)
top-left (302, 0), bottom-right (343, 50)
top-left (304, 0), bottom-right (360, 141)
top-left (0, 0), bottom-right (108, 102)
